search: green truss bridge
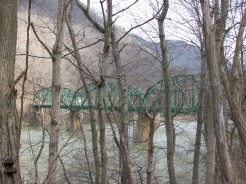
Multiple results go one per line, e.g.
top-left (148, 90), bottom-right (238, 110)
top-left (33, 74), bottom-right (199, 114)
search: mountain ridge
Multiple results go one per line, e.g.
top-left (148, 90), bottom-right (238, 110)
top-left (17, 0), bottom-right (201, 91)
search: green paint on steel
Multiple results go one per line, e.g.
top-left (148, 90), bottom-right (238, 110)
top-left (71, 82), bottom-right (146, 112)
top-left (33, 74), bottom-right (199, 114)
top-left (33, 87), bottom-right (75, 109)
top-left (144, 74), bottom-right (199, 114)
top-left (71, 83), bottom-right (98, 110)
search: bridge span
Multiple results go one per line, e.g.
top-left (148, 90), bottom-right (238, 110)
top-left (32, 74), bottom-right (199, 141)
top-left (33, 74), bottom-right (199, 114)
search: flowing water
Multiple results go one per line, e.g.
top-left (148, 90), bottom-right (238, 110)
top-left (20, 120), bottom-right (202, 183)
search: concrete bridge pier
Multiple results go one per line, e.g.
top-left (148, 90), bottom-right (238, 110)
top-left (132, 112), bottom-right (150, 143)
top-left (66, 110), bottom-right (81, 131)
top-left (30, 107), bottom-right (51, 125)
top-left (131, 113), bottom-right (140, 143)
top-left (132, 112), bottom-right (160, 143)
top-left (27, 105), bottom-right (42, 125)
top-left (42, 109), bottom-right (52, 124)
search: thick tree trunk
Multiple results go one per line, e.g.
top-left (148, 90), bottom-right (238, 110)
top-left (0, 0), bottom-right (21, 183)
top-left (217, 10), bottom-right (246, 181)
top-left (220, 9), bottom-right (246, 147)
top-left (200, 0), bottom-right (236, 183)
top-left (47, 0), bottom-right (65, 183)
top-left (205, 96), bottom-right (216, 184)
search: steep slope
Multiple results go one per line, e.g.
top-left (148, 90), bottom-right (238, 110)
top-left (16, 0), bottom-right (201, 111)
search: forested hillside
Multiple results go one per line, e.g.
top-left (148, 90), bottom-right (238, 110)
top-left (17, 0), bottom-right (200, 96)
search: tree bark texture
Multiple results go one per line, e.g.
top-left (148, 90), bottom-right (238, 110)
top-left (47, 0), bottom-right (65, 183)
top-left (98, 85), bottom-right (107, 184)
top-left (66, 7), bottom-right (101, 183)
top-left (98, 1), bottom-right (112, 183)
top-left (200, 0), bottom-right (236, 183)
top-left (219, 10), bottom-right (246, 147)
top-left (157, 1), bottom-right (177, 184)
top-left (0, 0), bottom-right (21, 183)
top-left (205, 95), bottom-right (216, 184)
top-left (146, 115), bottom-right (156, 184)
top-left (111, 31), bottom-right (134, 184)
top-left (192, 48), bottom-right (207, 184)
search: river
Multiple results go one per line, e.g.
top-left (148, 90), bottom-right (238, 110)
top-left (20, 120), bottom-right (202, 183)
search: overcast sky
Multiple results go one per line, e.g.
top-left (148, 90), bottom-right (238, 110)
top-left (78, 0), bottom-right (196, 42)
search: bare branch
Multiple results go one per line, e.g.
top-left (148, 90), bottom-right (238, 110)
top-left (86, 0), bottom-right (90, 13)
top-left (157, 0), bottom-right (169, 21)
top-left (117, 16), bottom-right (156, 43)
top-left (112, 0), bottom-right (139, 17)
top-left (58, 156), bottom-right (71, 184)
top-left (103, 98), bottom-right (121, 149)
top-left (63, 38), bottom-right (102, 59)
top-left (34, 127), bottom-right (46, 184)
top-left (16, 53), bottom-right (51, 59)
top-left (30, 23), bottom-right (53, 57)
top-left (11, 71), bottom-right (26, 89)
top-left (231, 8), bottom-right (246, 77)
top-left (75, 0), bottom-right (105, 33)
top-left (117, 4), bottom-right (164, 43)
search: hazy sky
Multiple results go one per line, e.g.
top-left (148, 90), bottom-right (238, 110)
top-left (78, 0), bottom-right (195, 42)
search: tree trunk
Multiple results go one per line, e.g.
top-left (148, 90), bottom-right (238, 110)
top-left (47, 0), bottom-right (65, 183)
top-left (192, 48), bottom-right (206, 184)
top-left (98, 85), bottom-right (107, 184)
top-left (98, 1), bottom-right (112, 183)
top-left (157, 1), bottom-right (177, 183)
top-left (132, 113), bottom-right (141, 143)
top-left (0, 0), bottom-right (21, 183)
top-left (200, 0), bottom-right (236, 183)
top-left (205, 95), bottom-right (216, 184)
top-left (146, 114), bottom-right (156, 184)
top-left (79, 114), bottom-right (94, 184)
top-left (111, 30), bottom-right (134, 184)
top-left (218, 5), bottom-right (246, 148)
top-left (66, 6), bottom-right (101, 183)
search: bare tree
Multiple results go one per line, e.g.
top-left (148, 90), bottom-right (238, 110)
top-left (174, 1), bottom-right (209, 183)
top-left (65, 1), bottom-right (101, 183)
top-left (145, 113), bottom-right (157, 184)
top-left (157, 0), bottom-right (177, 183)
top-left (219, 5), bottom-right (246, 146)
top-left (110, 30), bottom-right (135, 184)
top-left (205, 94), bottom-right (216, 184)
top-left (200, 0), bottom-right (236, 183)
top-left (97, 1), bottom-right (112, 183)
top-left (29, 0), bottom-right (66, 182)
top-left (46, 0), bottom-right (65, 183)
top-left (0, 0), bottom-right (21, 183)
top-left (109, 2), bottom-right (160, 182)
top-left (218, 2), bottom-right (246, 181)
top-left (68, 1), bottom-right (148, 183)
